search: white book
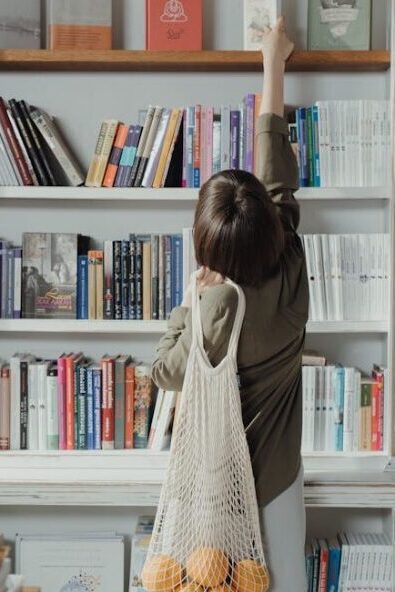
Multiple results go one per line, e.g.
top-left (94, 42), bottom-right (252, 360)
top-left (302, 235), bottom-right (318, 321)
top-left (338, 101), bottom-right (346, 187)
top-left (142, 108), bottom-right (171, 188)
top-left (320, 234), bottom-right (333, 320)
top-left (27, 362), bottom-right (39, 450)
top-left (329, 234), bottom-right (343, 321)
top-left (147, 388), bottom-right (164, 449)
top-left (0, 129), bottom-right (19, 185)
top-left (343, 368), bottom-right (355, 452)
top-left (243, 0), bottom-right (281, 50)
top-left (7, 108), bottom-right (39, 185)
top-left (383, 233), bottom-right (390, 319)
top-left (0, 123), bottom-right (22, 184)
top-left (151, 390), bottom-right (177, 451)
top-left (9, 354), bottom-right (23, 450)
top-left (220, 105), bottom-right (231, 171)
top-left (301, 366), bottom-right (308, 452)
top-left (324, 366), bottom-right (336, 452)
top-left (37, 361), bottom-right (50, 451)
top-left (338, 532), bottom-right (350, 592)
top-left (315, 366), bottom-right (325, 451)
top-left (46, 367), bottom-right (59, 450)
top-left (312, 234), bottom-right (326, 320)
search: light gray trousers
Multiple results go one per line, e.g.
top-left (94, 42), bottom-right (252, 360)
top-left (260, 466), bottom-right (307, 592)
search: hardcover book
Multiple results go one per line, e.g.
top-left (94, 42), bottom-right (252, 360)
top-left (0, 0), bottom-right (40, 49)
top-left (22, 233), bottom-right (89, 319)
top-left (244, 0), bottom-right (281, 50)
top-left (308, 0), bottom-right (372, 50)
top-left (48, 0), bottom-right (112, 50)
top-left (146, 0), bottom-right (203, 50)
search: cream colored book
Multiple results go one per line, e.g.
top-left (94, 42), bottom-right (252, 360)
top-left (142, 241), bottom-right (152, 321)
top-left (85, 120), bottom-right (118, 187)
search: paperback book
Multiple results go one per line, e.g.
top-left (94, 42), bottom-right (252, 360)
top-left (308, 0), bottom-right (372, 50)
top-left (48, 0), bottom-right (112, 50)
top-left (0, 0), bottom-right (40, 49)
top-left (244, 0), bottom-right (281, 50)
top-left (146, 0), bottom-right (203, 50)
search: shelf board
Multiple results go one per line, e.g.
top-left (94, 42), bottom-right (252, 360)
top-left (0, 451), bottom-right (391, 507)
top-left (0, 319), bottom-right (388, 334)
top-left (0, 186), bottom-right (390, 202)
top-left (0, 50), bottom-right (390, 73)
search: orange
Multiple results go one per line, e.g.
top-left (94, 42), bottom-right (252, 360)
top-left (232, 560), bottom-right (270, 592)
top-left (186, 547), bottom-right (229, 588)
top-left (142, 555), bottom-right (183, 592)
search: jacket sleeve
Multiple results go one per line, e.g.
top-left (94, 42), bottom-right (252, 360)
top-left (151, 285), bottom-right (238, 391)
top-left (255, 113), bottom-right (300, 231)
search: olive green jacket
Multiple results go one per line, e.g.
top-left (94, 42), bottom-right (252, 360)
top-left (152, 113), bottom-right (309, 507)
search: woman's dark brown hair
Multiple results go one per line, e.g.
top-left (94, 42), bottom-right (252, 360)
top-left (194, 170), bottom-right (285, 287)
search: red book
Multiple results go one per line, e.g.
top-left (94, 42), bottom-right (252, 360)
top-left (101, 355), bottom-right (115, 449)
top-left (0, 97), bottom-right (33, 186)
top-left (65, 352), bottom-right (83, 450)
top-left (318, 540), bottom-right (329, 592)
top-left (146, 0), bottom-right (203, 50)
top-left (372, 365), bottom-right (385, 451)
top-left (0, 366), bottom-right (10, 450)
top-left (371, 381), bottom-right (380, 451)
top-left (125, 363), bottom-right (135, 449)
top-left (193, 105), bottom-right (201, 188)
top-left (57, 353), bottom-right (67, 450)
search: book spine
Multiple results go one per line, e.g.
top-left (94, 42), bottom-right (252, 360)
top-left (114, 125), bottom-right (134, 187)
top-left (220, 105), bottom-right (231, 171)
top-left (121, 240), bottom-right (130, 320)
top-left (103, 123), bottom-right (129, 187)
top-left (372, 368), bottom-right (385, 451)
top-left (128, 237), bottom-right (136, 319)
top-left (101, 359), bottom-right (114, 449)
top-left (230, 110), bottom-right (240, 169)
top-left (0, 97), bottom-right (32, 185)
top-left (6, 248), bottom-right (14, 319)
top-left (164, 235), bottom-right (172, 318)
top-left (57, 356), bottom-right (66, 449)
top-left (85, 121), bottom-right (108, 187)
top-left (151, 235), bottom-right (159, 320)
top-left (371, 381), bottom-right (380, 451)
top-left (8, 107), bottom-right (39, 185)
top-left (10, 357), bottom-right (21, 450)
top-left (193, 105), bottom-right (201, 187)
top-left (134, 107), bottom-right (163, 187)
top-left (133, 367), bottom-right (153, 448)
top-left (27, 364), bottom-right (38, 450)
top-left (124, 125), bottom-right (143, 187)
top-left (0, 367), bottom-right (10, 450)
top-left (212, 110), bottom-right (221, 175)
top-left (172, 235), bottom-right (183, 307)
top-left (128, 107), bottom-right (155, 187)
top-left (318, 546), bottom-right (329, 592)
top-left (86, 367), bottom-right (94, 450)
top-left (95, 251), bottom-right (104, 320)
top-left (65, 357), bottom-right (75, 450)
top-left (125, 364), bottom-right (135, 449)
top-left (19, 100), bottom-right (56, 185)
top-left (113, 241), bottom-right (122, 320)
top-left (77, 365), bottom-right (87, 449)
top-left (93, 367), bottom-right (102, 450)
top-left (359, 381), bottom-right (372, 451)
top-left (334, 367), bottom-right (344, 451)
top-left (20, 361), bottom-right (28, 450)
top-left (312, 105), bottom-right (321, 187)
top-left (245, 94), bottom-right (255, 173)
top-left (77, 255), bottom-right (88, 319)
top-left (161, 109), bottom-right (183, 187)
top-left (142, 108), bottom-right (171, 187)
top-left (46, 367), bottom-right (59, 450)
top-left (0, 242), bottom-right (9, 319)
top-left (88, 251), bottom-right (97, 320)
top-left (186, 106), bottom-right (195, 188)
top-left (182, 108), bottom-right (188, 187)
top-left (306, 107), bottom-right (315, 187)
top-left (135, 239), bottom-right (143, 320)
top-left (114, 362), bottom-right (126, 450)
top-left (12, 247), bottom-right (22, 319)
top-left (158, 235), bottom-right (165, 320)
top-left (296, 108), bottom-right (308, 187)
top-left (104, 240), bottom-right (114, 319)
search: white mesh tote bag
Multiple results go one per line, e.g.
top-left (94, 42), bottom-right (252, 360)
top-left (142, 271), bottom-right (269, 592)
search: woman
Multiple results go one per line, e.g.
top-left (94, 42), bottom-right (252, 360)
top-left (152, 17), bottom-right (309, 592)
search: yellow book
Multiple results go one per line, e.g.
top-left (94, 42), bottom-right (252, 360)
top-left (95, 250), bottom-right (104, 320)
top-left (152, 108), bottom-right (181, 188)
top-left (88, 251), bottom-right (97, 320)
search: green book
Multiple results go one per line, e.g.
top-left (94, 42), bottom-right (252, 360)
top-left (115, 355), bottom-right (131, 449)
top-left (308, 0), bottom-right (372, 50)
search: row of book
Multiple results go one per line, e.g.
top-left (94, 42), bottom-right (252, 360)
top-left (301, 234), bottom-right (390, 322)
top-left (0, 231), bottom-right (196, 321)
top-left (301, 357), bottom-right (386, 453)
top-left (0, 353), bottom-right (175, 452)
top-left (0, 97), bottom-right (84, 187)
top-left (305, 533), bottom-right (393, 592)
top-left (292, 100), bottom-right (390, 188)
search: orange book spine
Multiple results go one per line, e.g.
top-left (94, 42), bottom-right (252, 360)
top-left (254, 94), bottom-right (262, 175)
top-left (101, 357), bottom-right (115, 449)
top-left (371, 381), bottom-right (380, 451)
top-left (65, 355), bottom-right (75, 450)
top-left (125, 364), bottom-right (135, 449)
top-left (103, 124), bottom-right (129, 187)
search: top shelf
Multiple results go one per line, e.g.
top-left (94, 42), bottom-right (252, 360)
top-left (0, 49), bottom-right (390, 73)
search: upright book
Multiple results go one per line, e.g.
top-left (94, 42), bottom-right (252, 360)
top-left (308, 0), bottom-right (372, 50)
top-left (48, 0), bottom-right (113, 50)
top-left (0, 0), bottom-right (40, 49)
top-left (244, 0), bottom-right (281, 49)
top-left (146, 0), bottom-right (203, 50)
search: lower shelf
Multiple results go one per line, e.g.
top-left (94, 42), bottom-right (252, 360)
top-left (0, 451), bottom-right (392, 507)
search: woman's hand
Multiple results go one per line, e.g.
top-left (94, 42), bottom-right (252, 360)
top-left (261, 16), bottom-right (294, 65)
top-left (181, 267), bottom-right (224, 308)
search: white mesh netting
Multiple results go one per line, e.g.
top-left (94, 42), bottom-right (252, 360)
top-left (142, 273), bottom-right (269, 592)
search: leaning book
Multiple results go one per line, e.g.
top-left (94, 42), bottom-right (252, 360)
top-left (0, 0), bottom-right (41, 49)
top-left (308, 0), bottom-right (372, 50)
top-left (48, 0), bottom-right (112, 50)
top-left (22, 233), bottom-right (90, 319)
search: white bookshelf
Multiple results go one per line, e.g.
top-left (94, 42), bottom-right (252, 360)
top-left (0, 1), bottom-right (394, 587)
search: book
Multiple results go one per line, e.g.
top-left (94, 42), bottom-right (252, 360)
top-left (115, 355), bottom-right (131, 449)
top-left (101, 355), bottom-right (115, 449)
top-left (46, 365), bottom-right (59, 450)
top-left (0, 97), bottom-right (33, 185)
top-left (146, 0), bottom-right (203, 50)
top-left (244, 0), bottom-right (281, 49)
top-left (0, 0), bottom-right (40, 49)
top-left (134, 366), bottom-right (155, 449)
top-left (102, 123), bottom-right (129, 188)
top-left (134, 107), bottom-right (163, 187)
top-left (125, 363), bottom-right (135, 449)
top-left (22, 233), bottom-right (90, 319)
top-left (0, 366), bottom-right (10, 450)
top-left (128, 108), bottom-right (155, 187)
top-left (85, 120), bottom-right (119, 187)
top-left (308, 0), bottom-right (372, 50)
top-left (48, 0), bottom-right (112, 50)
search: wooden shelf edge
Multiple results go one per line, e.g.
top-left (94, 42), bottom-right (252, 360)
top-left (0, 49), bottom-right (390, 72)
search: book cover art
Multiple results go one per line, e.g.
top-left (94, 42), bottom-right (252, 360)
top-left (146, 0), bottom-right (203, 50)
top-left (244, 0), bottom-right (281, 50)
top-left (48, 0), bottom-right (112, 50)
top-left (129, 533), bottom-right (152, 592)
top-left (308, 0), bottom-right (372, 50)
top-left (0, 0), bottom-right (40, 49)
top-left (133, 367), bottom-right (155, 449)
top-left (22, 233), bottom-right (89, 319)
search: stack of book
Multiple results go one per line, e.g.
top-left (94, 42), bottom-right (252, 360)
top-left (302, 356), bottom-right (386, 453)
top-left (1, 353), bottom-right (175, 452)
top-left (301, 234), bottom-right (390, 322)
top-left (20, 231), bottom-right (196, 321)
top-left (0, 240), bottom-right (21, 319)
top-left (305, 533), bottom-right (392, 591)
top-left (0, 98), bottom-right (84, 187)
top-left (292, 100), bottom-right (390, 187)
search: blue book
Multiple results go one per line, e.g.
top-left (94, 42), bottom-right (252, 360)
top-left (312, 105), bottom-right (321, 187)
top-left (121, 240), bottom-right (130, 320)
top-left (86, 365), bottom-right (94, 450)
top-left (76, 364), bottom-right (87, 450)
top-left (296, 108), bottom-right (309, 187)
top-left (92, 365), bottom-right (102, 450)
top-left (164, 235), bottom-right (172, 318)
top-left (77, 255), bottom-right (88, 319)
top-left (334, 366), bottom-right (345, 451)
top-left (6, 247), bottom-right (14, 319)
top-left (305, 543), bottom-right (314, 592)
top-left (186, 106), bottom-right (195, 188)
top-left (128, 236), bottom-right (136, 320)
top-left (171, 235), bottom-right (183, 308)
top-left (327, 537), bottom-right (342, 592)
top-left (114, 125), bottom-right (142, 187)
